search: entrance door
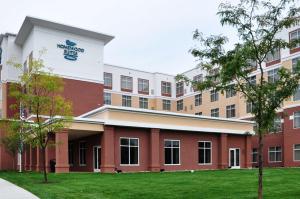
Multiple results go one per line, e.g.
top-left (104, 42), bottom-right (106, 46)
top-left (229, 148), bottom-right (240, 169)
top-left (93, 146), bottom-right (101, 172)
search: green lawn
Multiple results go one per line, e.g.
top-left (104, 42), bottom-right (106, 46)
top-left (0, 168), bottom-right (300, 199)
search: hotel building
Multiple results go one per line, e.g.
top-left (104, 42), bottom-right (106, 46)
top-left (0, 16), bottom-right (299, 173)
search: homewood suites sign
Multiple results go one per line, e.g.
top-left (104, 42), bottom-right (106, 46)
top-left (57, 40), bottom-right (84, 61)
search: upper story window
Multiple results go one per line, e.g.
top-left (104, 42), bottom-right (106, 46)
top-left (176, 82), bottom-right (184, 97)
top-left (104, 93), bottom-right (111, 105)
top-left (138, 78), bottom-right (149, 94)
top-left (246, 101), bottom-right (254, 113)
top-left (226, 85), bottom-right (236, 98)
top-left (177, 99), bottom-right (183, 111)
top-left (210, 90), bottom-right (219, 102)
top-left (294, 111), bottom-right (300, 128)
top-left (139, 97), bottom-right (148, 109)
top-left (292, 57), bottom-right (300, 73)
top-left (247, 75), bottom-right (256, 85)
top-left (226, 104), bottom-right (236, 118)
top-left (269, 116), bottom-right (282, 133)
top-left (162, 99), bottom-right (171, 111)
top-left (122, 95), bottom-right (132, 107)
top-left (268, 68), bottom-right (279, 83)
top-left (195, 93), bottom-right (202, 106)
top-left (265, 49), bottom-right (280, 66)
top-left (293, 85), bottom-right (300, 101)
top-left (121, 75), bottom-right (133, 92)
top-left (290, 29), bottom-right (300, 51)
top-left (211, 108), bottom-right (219, 117)
top-left (104, 72), bottom-right (112, 89)
top-left (161, 81), bottom-right (172, 96)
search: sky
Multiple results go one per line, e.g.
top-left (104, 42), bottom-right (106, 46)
top-left (0, 0), bottom-right (240, 75)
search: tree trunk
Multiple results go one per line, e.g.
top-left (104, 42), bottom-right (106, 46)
top-left (258, 130), bottom-right (263, 199)
top-left (41, 147), bottom-right (48, 183)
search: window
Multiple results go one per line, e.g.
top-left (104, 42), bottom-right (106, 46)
top-left (176, 82), bottom-right (184, 96)
top-left (193, 74), bottom-right (203, 83)
top-left (270, 116), bottom-right (282, 133)
top-left (198, 141), bottom-right (212, 164)
top-left (69, 143), bottom-right (74, 165)
top-left (122, 95), bottom-right (132, 107)
top-left (290, 29), bottom-right (300, 49)
top-left (195, 94), bottom-right (202, 106)
top-left (226, 104), bottom-right (236, 118)
top-left (294, 144), bottom-right (300, 161)
top-left (104, 72), bottom-right (112, 88)
top-left (294, 111), bottom-right (300, 128)
top-left (226, 85), bottom-right (236, 98)
top-left (252, 148), bottom-right (258, 163)
top-left (79, 142), bottom-right (87, 166)
top-left (293, 86), bottom-right (300, 101)
top-left (292, 57), bottom-right (300, 73)
top-left (265, 49), bottom-right (280, 63)
top-left (138, 78), bottom-right (149, 94)
top-left (104, 93), bottom-right (111, 105)
top-left (269, 146), bottom-right (282, 162)
top-left (246, 101), bottom-right (254, 113)
top-left (121, 75), bottom-right (133, 91)
top-left (164, 140), bottom-right (180, 165)
top-left (195, 112), bottom-right (202, 116)
top-left (161, 81), bottom-right (171, 96)
top-left (211, 108), bottom-right (219, 117)
top-left (177, 100), bottom-right (183, 111)
top-left (163, 99), bottom-right (171, 111)
top-left (120, 138), bottom-right (139, 165)
top-left (139, 97), bottom-right (148, 109)
top-left (247, 75), bottom-right (256, 85)
top-left (210, 90), bottom-right (219, 102)
top-left (268, 68), bottom-right (279, 83)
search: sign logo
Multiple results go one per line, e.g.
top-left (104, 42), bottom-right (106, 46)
top-left (57, 40), bottom-right (84, 61)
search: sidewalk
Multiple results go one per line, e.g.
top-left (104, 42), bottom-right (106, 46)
top-left (0, 178), bottom-right (39, 199)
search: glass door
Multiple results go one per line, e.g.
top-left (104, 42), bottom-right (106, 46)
top-left (229, 148), bottom-right (240, 169)
top-left (93, 146), bottom-right (101, 172)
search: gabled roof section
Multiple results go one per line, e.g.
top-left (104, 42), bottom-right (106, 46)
top-left (15, 16), bottom-right (114, 46)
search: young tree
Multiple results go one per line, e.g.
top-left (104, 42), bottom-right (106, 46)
top-left (8, 51), bottom-right (73, 183)
top-left (176, 0), bottom-right (300, 198)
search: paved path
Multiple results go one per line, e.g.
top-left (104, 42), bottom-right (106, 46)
top-left (0, 178), bottom-right (39, 199)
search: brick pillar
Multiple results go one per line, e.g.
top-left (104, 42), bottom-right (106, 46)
top-left (218, 134), bottom-right (228, 169)
top-left (55, 130), bottom-right (69, 173)
top-left (149, 128), bottom-right (160, 172)
top-left (245, 135), bottom-right (252, 168)
top-left (101, 126), bottom-right (115, 173)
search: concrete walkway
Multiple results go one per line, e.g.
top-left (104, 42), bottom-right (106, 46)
top-left (0, 178), bottom-right (39, 199)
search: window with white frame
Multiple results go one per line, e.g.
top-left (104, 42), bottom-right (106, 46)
top-left (161, 81), bottom-right (171, 95)
top-left (268, 68), bottom-right (279, 83)
top-left (176, 82), bottom-right (184, 96)
top-left (269, 116), bottom-right (282, 133)
top-left (139, 97), bottom-right (148, 109)
top-left (163, 99), bottom-right (171, 111)
top-left (269, 146), bottom-right (282, 162)
top-left (198, 141), bottom-right (212, 164)
top-left (294, 144), bottom-right (300, 161)
top-left (120, 138), bottom-right (139, 165)
top-left (252, 148), bottom-right (258, 163)
top-left (294, 111), bottom-right (300, 128)
top-left (247, 75), bottom-right (256, 85)
top-left (79, 142), bottom-right (87, 165)
top-left (121, 75), bottom-right (133, 91)
top-left (246, 101), bottom-right (254, 113)
top-left (293, 85), bottom-right (300, 101)
top-left (290, 29), bottom-right (300, 49)
top-left (164, 140), bottom-right (180, 165)
top-left (104, 93), bottom-right (111, 105)
top-left (211, 108), bottom-right (219, 117)
top-left (292, 57), bottom-right (300, 73)
top-left (195, 94), bottom-right (202, 106)
top-left (177, 99), bottom-right (183, 111)
top-left (104, 72), bottom-right (112, 88)
top-left (138, 78), bottom-right (149, 93)
top-left (210, 90), bottom-right (219, 102)
top-left (226, 104), bottom-right (236, 118)
top-left (265, 49), bottom-right (280, 63)
top-left (193, 74), bottom-right (203, 83)
top-left (122, 95), bottom-right (132, 107)
top-left (226, 85), bottom-right (236, 98)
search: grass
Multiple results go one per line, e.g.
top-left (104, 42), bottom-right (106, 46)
top-left (0, 168), bottom-right (300, 199)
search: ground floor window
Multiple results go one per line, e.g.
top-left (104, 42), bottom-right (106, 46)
top-left (139, 97), bottom-right (148, 109)
top-left (68, 143), bottom-right (74, 165)
top-left (269, 146), bottom-right (282, 162)
top-left (79, 142), bottom-right (87, 166)
top-left (164, 140), bottom-right (180, 165)
top-left (294, 144), bottom-right (300, 161)
top-left (120, 138), bottom-right (139, 165)
top-left (198, 141), bottom-right (212, 164)
top-left (252, 148), bottom-right (258, 163)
